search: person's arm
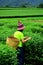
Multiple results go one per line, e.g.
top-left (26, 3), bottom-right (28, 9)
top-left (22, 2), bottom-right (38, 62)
top-left (22, 37), bottom-right (31, 43)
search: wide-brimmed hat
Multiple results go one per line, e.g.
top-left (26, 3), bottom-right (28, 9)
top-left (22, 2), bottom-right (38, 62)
top-left (17, 20), bottom-right (25, 30)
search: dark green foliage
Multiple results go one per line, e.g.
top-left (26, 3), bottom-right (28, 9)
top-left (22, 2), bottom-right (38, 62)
top-left (0, 23), bottom-right (4, 26)
top-left (0, 44), bottom-right (18, 65)
top-left (37, 3), bottom-right (43, 8)
top-left (23, 33), bottom-right (43, 65)
top-left (7, 25), bottom-right (17, 29)
top-left (20, 5), bottom-right (26, 8)
top-left (31, 27), bottom-right (43, 34)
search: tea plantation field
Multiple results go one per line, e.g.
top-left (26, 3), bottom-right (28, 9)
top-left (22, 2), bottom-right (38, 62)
top-left (0, 8), bottom-right (43, 16)
top-left (0, 17), bottom-right (43, 65)
top-left (0, 8), bottom-right (43, 65)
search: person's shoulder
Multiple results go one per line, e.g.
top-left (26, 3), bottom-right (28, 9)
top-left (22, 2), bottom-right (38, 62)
top-left (14, 31), bottom-right (21, 34)
top-left (14, 31), bottom-right (23, 34)
top-left (18, 31), bottom-right (23, 34)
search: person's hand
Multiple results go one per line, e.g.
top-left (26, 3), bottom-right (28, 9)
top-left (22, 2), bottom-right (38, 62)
top-left (28, 37), bottom-right (32, 40)
top-left (22, 37), bottom-right (32, 43)
top-left (24, 36), bottom-right (29, 39)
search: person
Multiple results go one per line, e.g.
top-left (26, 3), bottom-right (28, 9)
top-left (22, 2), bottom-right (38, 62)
top-left (14, 21), bottom-right (31, 65)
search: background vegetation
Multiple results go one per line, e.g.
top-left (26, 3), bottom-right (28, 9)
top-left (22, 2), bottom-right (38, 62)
top-left (0, 17), bottom-right (43, 65)
top-left (0, 8), bottom-right (43, 16)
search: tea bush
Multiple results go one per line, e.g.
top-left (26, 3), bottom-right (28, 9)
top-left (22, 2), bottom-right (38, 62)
top-left (0, 44), bottom-right (18, 65)
top-left (23, 33), bottom-right (43, 65)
